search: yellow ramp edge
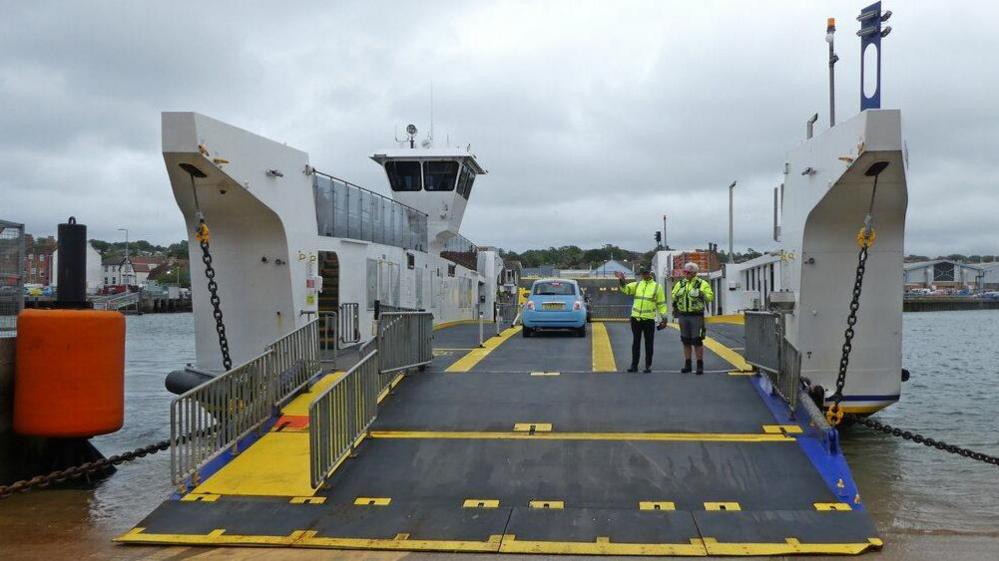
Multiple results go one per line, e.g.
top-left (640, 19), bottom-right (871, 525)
top-left (298, 532), bottom-right (505, 552)
top-left (513, 422), bottom-right (553, 432)
top-left (701, 537), bottom-right (883, 556)
top-left (814, 502), bottom-right (853, 511)
top-left (353, 497), bottom-right (391, 506)
top-left (115, 527), bottom-right (310, 546)
top-left (704, 502), bottom-right (741, 511)
top-left (639, 501), bottom-right (676, 511)
top-left (500, 535), bottom-right (708, 556)
top-left (591, 322), bottom-right (617, 372)
top-left (762, 424), bottom-right (803, 434)
top-left (446, 326), bottom-right (522, 372)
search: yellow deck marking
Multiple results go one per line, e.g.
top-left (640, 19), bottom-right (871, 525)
top-left (762, 424), bottom-right (803, 434)
top-left (463, 498), bottom-right (500, 508)
top-left (180, 493), bottom-right (220, 502)
top-left (704, 502), bottom-right (741, 511)
top-left (639, 501), bottom-right (676, 511)
top-left (353, 497), bottom-right (391, 506)
top-left (701, 536), bottom-right (882, 555)
top-left (191, 431), bottom-right (313, 497)
top-left (666, 322), bottom-right (752, 372)
top-left (590, 322), bottom-right (617, 372)
top-left (282, 371), bottom-right (346, 416)
top-left (376, 372), bottom-right (406, 404)
top-left (530, 371), bottom-right (560, 376)
top-left (728, 370), bottom-right (755, 376)
top-left (529, 500), bottom-right (564, 509)
top-left (290, 496), bottom-right (326, 504)
top-left (434, 347), bottom-right (477, 352)
top-left (445, 326), bottom-right (522, 372)
top-left (513, 423), bottom-right (553, 432)
top-left (814, 502), bottom-right (853, 511)
top-left (705, 314), bottom-right (745, 325)
top-left (114, 527), bottom-right (310, 546)
top-left (500, 535), bottom-right (708, 556)
top-left (298, 532), bottom-right (505, 552)
top-left (434, 319), bottom-right (495, 331)
top-left (369, 430), bottom-right (795, 443)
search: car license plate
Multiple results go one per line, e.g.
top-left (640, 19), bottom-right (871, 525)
top-left (542, 302), bottom-right (564, 310)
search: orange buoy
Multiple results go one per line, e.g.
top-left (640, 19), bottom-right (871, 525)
top-left (13, 308), bottom-right (125, 437)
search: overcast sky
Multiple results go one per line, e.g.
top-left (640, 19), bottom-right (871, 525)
top-left (2, 1), bottom-right (996, 256)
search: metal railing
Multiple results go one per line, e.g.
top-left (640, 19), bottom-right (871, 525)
top-left (309, 350), bottom-right (380, 488)
top-left (744, 311), bottom-right (779, 372)
top-left (744, 311), bottom-right (800, 409)
top-left (339, 302), bottom-right (360, 345)
top-left (588, 304), bottom-right (633, 320)
top-left (377, 311), bottom-right (433, 382)
top-left (170, 351), bottom-right (273, 486)
top-left (170, 319), bottom-right (321, 486)
top-left (268, 319), bottom-right (321, 405)
top-left (0, 220), bottom-right (25, 337)
top-left (319, 311), bottom-right (338, 360)
top-left (496, 302), bottom-right (520, 325)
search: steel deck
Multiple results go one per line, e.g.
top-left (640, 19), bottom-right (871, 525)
top-left (118, 321), bottom-right (881, 556)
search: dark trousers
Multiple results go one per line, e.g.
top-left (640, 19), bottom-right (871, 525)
top-left (630, 317), bottom-right (655, 368)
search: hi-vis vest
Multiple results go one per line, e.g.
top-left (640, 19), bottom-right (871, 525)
top-left (671, 277), bottom-right (715, 314)
top-left (621, 279), bottom-right (667, 320)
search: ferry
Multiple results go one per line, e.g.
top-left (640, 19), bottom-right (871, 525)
top-left (4, 3), bottom-right (914, 556)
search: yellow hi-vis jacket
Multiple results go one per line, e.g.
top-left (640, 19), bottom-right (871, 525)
top-left (671, 277), bottom-right (714, 314)
top-left (621, 279), bottom-right (668, 320)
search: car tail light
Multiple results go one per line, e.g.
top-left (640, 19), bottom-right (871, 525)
top-left (527, 301), bottom-right (535, 310)
top-left (573, 301), bottom-right (582, 311)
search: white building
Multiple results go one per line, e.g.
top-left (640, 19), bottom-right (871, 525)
top-left (50, 242), bottom-right (103, 294)
top-left (903, 260), bottom-right (984, 290)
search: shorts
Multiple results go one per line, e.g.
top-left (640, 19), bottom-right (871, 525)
top-left (678, 314), bottom-right (705, 345)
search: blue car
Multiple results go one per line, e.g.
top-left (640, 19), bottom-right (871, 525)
top-left (522, 278), bottom-right (587, 337)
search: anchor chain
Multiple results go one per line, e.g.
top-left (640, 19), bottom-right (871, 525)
top-left (196, 220), bottom-right (232, 371)
top-left (0, 439), bottom-right (171, 500)
top-left (849, 414), bottom-right (999, 466)
top-left (825, 241), bottom-right (869, 426)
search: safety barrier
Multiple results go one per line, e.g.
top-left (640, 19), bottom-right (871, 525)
top-left (744, 311), bottom-right (800, 409)
top-left (309, 350), bottom-right (380, 488)
top-left (377, 312), bottom-right (433, 381)
top-left (744, 311), bottom-right (779, 372)
top-left (339, 302), bottom-right (360, 345)
top-left (170, 351), bottom-right (273, 486)
top-left (496, 302), bottom-right (520, 324)
top-left (319, 311), bottom-right (338, 358)
top-left (588, 304), bottom-right (633, 320)
top-left (170, 319), bottom-right (321, 486)
top-left (268, 318), bottom-right (321, 405)
top-left (0, 220), bottom-right (24, 337)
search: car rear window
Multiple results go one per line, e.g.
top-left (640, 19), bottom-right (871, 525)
top-left (533, 281), bottom-right (576, 296)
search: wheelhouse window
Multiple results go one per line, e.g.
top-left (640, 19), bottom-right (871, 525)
top-left (456, 165), bottom-right (476, 199)
top-left (533, 281), bottom-right (576, 296)
top-left (424, 161), bottom-right (459, 192)
top-left (386, 161), bottom-right (422, 191)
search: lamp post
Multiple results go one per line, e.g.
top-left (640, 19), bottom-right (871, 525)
top-left (727, 181), bottom-right (737, 263)
top-left (117, 227), bottom-right (129, 285)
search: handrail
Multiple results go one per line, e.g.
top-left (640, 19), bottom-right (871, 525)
top-left (377, 311), bottom-right (433, 379)
top-left (170, 350), bottom-right (274, 486)
top-left (309, 350), bottom-right (380, 488)
top-left (744, 311), bottom-right (800, 409)
top-left (267, 319), bottom-right (321, 404)
top-left (170, 319), bottom-right (322, 487)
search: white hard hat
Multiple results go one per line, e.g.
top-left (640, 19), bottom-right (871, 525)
top-left (683, 262), bottom-right (700, 273)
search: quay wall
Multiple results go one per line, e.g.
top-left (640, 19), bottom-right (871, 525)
top-left (903, 298), bottom-right (999, 312)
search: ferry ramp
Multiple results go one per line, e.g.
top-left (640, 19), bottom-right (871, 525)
top-left (119, 319), bottom-right (881, 556)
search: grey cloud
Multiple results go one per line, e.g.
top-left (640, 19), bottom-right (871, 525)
top-left (3, 1), bottom-right (997, 259)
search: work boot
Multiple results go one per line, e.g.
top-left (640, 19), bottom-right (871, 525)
top-left (680, 360), bottom-right (692, 373)
top-left (627, 365), bottom-right (638, 373)
top-left (696, 360), bottom-right (704, 375)
top-left (643, 366), bottom-right (652, 374)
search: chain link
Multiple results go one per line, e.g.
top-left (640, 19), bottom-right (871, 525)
top-left (848, 414), bottom-right (999, 467)
top-left (0, 439), bottom-right (171, 499)
top-left (198, 220), bottom-right (232, 371)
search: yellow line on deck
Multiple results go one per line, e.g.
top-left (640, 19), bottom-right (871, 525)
top-left (666, 323), bottom-right (752, 372)
top-left (369, 430), bottom-right (795, 443)
top-left (499, 535), bottom-right (708, 556)
top-left (590, 322), bottom-right (617, 372)
top-left (445, 326), bottom-right (522, 372)
top-left (700, 537), bottom-right (883, 556)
